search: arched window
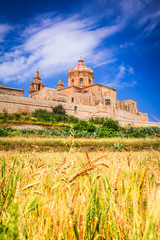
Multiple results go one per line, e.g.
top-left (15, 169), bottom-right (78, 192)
top-left (80, 78), bottom-right (83, 85)
top-left (72, 79), bottom-right (74, 86)
top-left (38, 84), bottom-right (40, 90)
top-left (89, 79), bottom-right (91, 85)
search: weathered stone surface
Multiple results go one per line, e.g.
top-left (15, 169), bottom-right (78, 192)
top-left (0, 84), bottom-right (24, 97)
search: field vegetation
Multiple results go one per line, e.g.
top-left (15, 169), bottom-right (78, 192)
top-left (0, 108), bottom-right (160, 139)
top-left (0, 149), bottom-right (160, 239)
top-left (0, 136), bottom-right (160, 152)
top-left (0, 107), bottom-right (160, 239)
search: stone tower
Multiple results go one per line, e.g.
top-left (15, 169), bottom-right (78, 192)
top-left (29, 70), bottom-right (45, 97)
top-left (68, 58), bottom-right (94, 88)
top-left (57, 78), bottom-right (64, 91)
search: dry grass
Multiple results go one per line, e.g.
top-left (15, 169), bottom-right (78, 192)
top-left (0, 136), bottom-right (160, 151)
top-left (0, 149), bottom-right (160, 239)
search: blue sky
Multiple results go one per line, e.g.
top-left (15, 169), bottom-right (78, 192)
top-left (0, 0), bottom-right (159, 121)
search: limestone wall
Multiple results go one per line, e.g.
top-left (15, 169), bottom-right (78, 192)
top-left (0, 94), bottom-right (95, 118)
top-left (0, 94), bottom-right (159, 127)
top-left (0, 85), bottom-right (24, 97)
top-left (30, 88), bottom-right (69, 103)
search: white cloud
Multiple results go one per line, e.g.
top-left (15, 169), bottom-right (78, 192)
top-left (150, 114), bottom-right (160, 122)
top-left (0, 24), bottom-right (12, 42)
top-left (0, 15), bottom-right (122, 83)
top-left (93, 58), bottom-right (117, 67)
top-left (115, 0), bottom-right (160, 39)
top-left (0, 0), bottom-right (159, 86)
top-left (102, 63), bottom-right (136, 89)
top-left (128, 66), bottom-right (134, 74)
top-left (138, 9), bottom-right (160, 37)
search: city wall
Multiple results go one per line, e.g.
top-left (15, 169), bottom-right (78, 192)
top-left (0, 94), bottom-right (159, 127)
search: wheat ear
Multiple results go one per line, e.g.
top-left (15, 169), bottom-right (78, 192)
top-left (22, 182), bottom-right (40, 191)
top-left (55, 156), bottom-right (66, 171)
top-left (68, 162), bottom-right (109, 182)
top-left (112, 166), bottom-right (121, 191)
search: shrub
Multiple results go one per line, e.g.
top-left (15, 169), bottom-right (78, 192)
top-left (32, 106), bottom-right (78, 124)
top-left (98, 129), bottom-right (118, 138)
top-left (32, 109), bottom-right (52, 119)
top-left (139, 126), bottom-right (160, 136)
top-left (87, 123), bottom-right (96, 132)
top-left (126, 126), bottom-right (136, 134)
top-left (127, 132), bottom-right (146, 138)
top-left (73, 120), bottom-right (96, 132)
top-left (52, 105), bottom-right (66, 115)
top-left (21, 112), bottom-right (28, 116)
top-left (67, 115), bottom-right (79, 123)
top-left (73, 130), bottom-right (94, 138)
top-left (125, 126), bottom-right (160, 137)
top-left (25, 116), bottom-right (32, 121)
top-left (0, 128), bottom-right (9, 136)
top-left (14, 113), bottom-right (21, 120)
top-left (89, 117), bottom-right (106, 125)
top-left (3, 109), bottom-right (8, 118)
top-left (73, 120), bottom-right (89, 131)
top-left (102, 118), bottom-right (120, 131)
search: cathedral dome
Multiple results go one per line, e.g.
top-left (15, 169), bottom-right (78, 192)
top-left (68, 59), bottom-right (94, 73)
top-left (68, 58), bottom-right (94, 88)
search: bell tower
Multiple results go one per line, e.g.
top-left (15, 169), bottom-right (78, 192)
top-left (57, 78), bottom-right (64, 91)
top-left (29, 70), bottom-right (45, 97)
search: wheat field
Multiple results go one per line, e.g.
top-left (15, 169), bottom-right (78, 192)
top-left (0, 149), bottom-right (160, 239)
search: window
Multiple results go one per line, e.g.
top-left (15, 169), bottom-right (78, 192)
top-left (74, 106), bottom-right (77, 114)
top-left (89, 79), bottom-right (91, 85)
top-left (80, 78), bottom-right (83, 85)
top-left (105, 98), bottom-right (110, 105)
top-left (72, 97), bottom-right (74, 102)
top-left (72, 79), bottom-right (74, 86)
top-left (38, 84), bottom-right (40, 90)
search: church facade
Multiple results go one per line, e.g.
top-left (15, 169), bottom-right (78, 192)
top-left (29, 59), bottom-right (148, 122)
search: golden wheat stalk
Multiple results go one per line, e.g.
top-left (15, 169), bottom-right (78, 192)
top-left (91, 154), bottom-right (107, 164)
top-left (30, 165), bottom-right (34, 174)
top-left (112, 166), bottom-right (121, 191)
top-left (86, 152), bottom-right (91, 165)
top-left (37, 163), bottom-right (47, 168)
top-left (22, 182), bottom-right (40, 191)
top-left (139, 166), bottom-right (159, 191)
top-left (34, 191), bottom-right (45, 197)
top-left (32, 169), bottom-right (48, 177)
top-left (55, 156), bottom-right (66, 171)
top-left (143, 186), bottom-right (160, 240)
top-left (68, 162), bottom-right (109, 182)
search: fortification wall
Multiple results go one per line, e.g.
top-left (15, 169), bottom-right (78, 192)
top-left (0, 94), bottom-right (159, 127)
top-left (0, 94), bottom-right (95, 118)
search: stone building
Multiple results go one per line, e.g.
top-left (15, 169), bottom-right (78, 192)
top-left (0, 58), bottom-right (152, 125)
top-left (29, 59), bottom-right (148, 122)
top-left (0, 83), bottom-right (24, 97)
